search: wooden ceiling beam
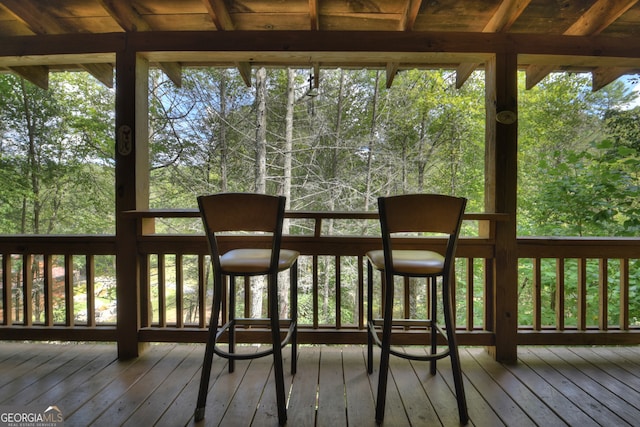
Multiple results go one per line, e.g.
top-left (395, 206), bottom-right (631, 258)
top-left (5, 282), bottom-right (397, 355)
top-left (456, 62), bottom-right (478, 89)
top-left (81, 63), bottom-right (114, 88)
top-left (525, 64), bottom-right (554, 89)
top-left (309, 0), bottom-right (319, 31)
top-left (125, 31), bottom-right (640, 58)
top-left (402, 0), bottom-right (423, 31)
top-left (9, 65), bottom-right (49, 89)
top-left (483, 0), bottom-right (532, 33)
top-left (564, 0), bottom-right (639, 36)
top-left (236, 62), bottom-right (252, 87)
top-left (456, 0), bottom-right (531, 88)
top-left (99, 0), bottom-right (152, 32)
top-left (592, 66), bottom-right (635, 91)
top-left (527, 0), bottom-right (639, 90)
top-left (100, 0), bottom-right (183, 86)
top-left (2, 31), bottom-right (640, 63)
top-left (386, 62), bottom-right (399, 88)
top-left (0, 0), bottom-right (68, 34)
top-left (202, 0), bottom-right (235, 31)
top-left (0, 0), bottom-right (118, 88)
top-left (158, 62), bottom-right (182, 87)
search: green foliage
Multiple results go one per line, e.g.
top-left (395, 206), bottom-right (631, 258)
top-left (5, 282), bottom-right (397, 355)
top-left (528, 120), bottom-right (640, 237)
top-left (517, 258), bottom-right (636, 328)
top-left (518, 73), bottom-right (640, 237)
top-left (0, 72), bottom-right (115, 234)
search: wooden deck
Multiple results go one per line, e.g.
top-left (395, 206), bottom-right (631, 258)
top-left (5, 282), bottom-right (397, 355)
top-left (1, 342), bottom-right (639, 426)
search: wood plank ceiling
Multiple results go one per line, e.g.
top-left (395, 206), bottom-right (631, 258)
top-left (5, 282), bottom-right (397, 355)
top-left (0, 0), bottom-right (639, 90)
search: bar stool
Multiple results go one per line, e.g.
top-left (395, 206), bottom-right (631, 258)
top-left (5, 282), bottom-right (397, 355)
top-left (194, 193), bottom-right (298, 426)
top-left (366, 193), bottom-right (468, 425)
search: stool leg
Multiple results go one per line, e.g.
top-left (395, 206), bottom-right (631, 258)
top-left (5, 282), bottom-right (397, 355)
top-left (229, 275), bottom-right (236, 373)
top-left (375, 270), bottom-right (394, 424)
top-left (443, 276), bottom-right (469, 425)
top-left (430, 277), bottom-right (437, 375)
top-left (269, 272), bottom-right (287, 425)
top-left (194, 274), bottom-right (223, 422)
top-left (367, 262), bottom-right (374, 374)
top-left (291, 261), bottom-right (298, 375)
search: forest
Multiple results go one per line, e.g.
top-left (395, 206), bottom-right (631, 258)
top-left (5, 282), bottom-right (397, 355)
top-left (0, 67), bottom-right (639, 328)
top-left (1, 68), bottom-right (639, 236)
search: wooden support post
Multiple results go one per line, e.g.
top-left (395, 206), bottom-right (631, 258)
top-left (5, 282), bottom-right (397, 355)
top-left (115, 45), bottom-right (150, 359)
top-left (484, 53), bottom-right (518, 363)
top-left (2, 255), bottom-right (11, 325)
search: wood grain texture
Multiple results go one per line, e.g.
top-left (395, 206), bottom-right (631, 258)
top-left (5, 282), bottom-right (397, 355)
top-left (1, 342), bottom-right (639, 426)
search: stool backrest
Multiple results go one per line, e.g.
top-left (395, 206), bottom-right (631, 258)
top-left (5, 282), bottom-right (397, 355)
top-left (197, 192), bottom-right (286, 272)
top-left (379, 194), bottom-right (466, 235)
top-left (378, 193), bottom-right (467, 274)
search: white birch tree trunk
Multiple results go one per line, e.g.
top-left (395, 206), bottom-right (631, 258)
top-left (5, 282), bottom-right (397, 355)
top-left (252, 67), bottom-right (267, 317)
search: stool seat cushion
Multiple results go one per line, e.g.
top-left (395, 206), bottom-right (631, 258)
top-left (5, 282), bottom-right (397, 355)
top-left (220, 248), bottom-right (300, 274)
top-left (366, 249), bottom-right (444, 275)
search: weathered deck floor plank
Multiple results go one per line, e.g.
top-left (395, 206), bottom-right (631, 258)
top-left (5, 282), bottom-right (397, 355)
top-left (0, 343), bottom-right (638, 426)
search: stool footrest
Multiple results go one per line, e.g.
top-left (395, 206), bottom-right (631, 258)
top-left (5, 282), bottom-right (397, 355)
top-left (371, 318), bottom-right (434, 328)
top-left (213, 320), bottom-right (297, 361)
top-left (368, 320), bottom-right (451, 362)
top-left (218, 317), bottom-right (295, 328)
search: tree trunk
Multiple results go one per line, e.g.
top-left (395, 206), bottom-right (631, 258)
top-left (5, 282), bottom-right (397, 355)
top-left (252, 67), bottom-right (268, 317)
top-left (322, 70), bottom-right (346, 319)
top-left (20, 79), bottom-right (40, 234)
top-left (219, 70), bottom-right (228, 192)
top-left (255, 67), bottom-right (267, 195)
top-left (364, 71), bottom-right (380, 211)
top-left (279, 68), bottom-right (295, 318)
top-left (417, 112), bottom-right (427, 192)
top-left (283, 68), bottom-right (294, 208)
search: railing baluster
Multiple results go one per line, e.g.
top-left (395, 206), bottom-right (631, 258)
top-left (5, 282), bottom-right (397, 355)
top-left (556, 258), bottom-right (565, 331)
top-left (484, 258), bottom-right (493, 333)
top-left (599, 259), bottom-right (608, 331)
top-left (176, 254), bottom-right (184, 328)
top-left (23, 254), bottom-right (33, 326)
top-left (243, 276), bottom-right (250, 319)
top-left (44, 254), bottom-right (53, 326)
top-left (577, 258), bottom-right (587, 331)
top-left (158, 254), bottom-right (166, 327)
top-left (533, 258), bottom-right (541, 331)
top-left (335, 255), bottom-right (341, 329)
top-left (65, 255), bottom-right (74, 327)
top-left (357, 255), bottom-right (365, 329)
top-left (403, 277), bottom-right (410, 321)
top-left (1, 254), bottom-right (9, 325)
top-left (198, 254), bottom-right (207, 328)
top-left (86, 255), bottom-right (96, 327)
top-left (425, 276), bottom-right (431, 326)
top-left (466, 257), bottom-right (474, 331)
top-left (140, 254), bottom-right (151, 328)
top-left (620, 258), bottom-right (629, 330)
top-left (221, 275), bottom-right (227, 327)
top-left (313, 255), bottom-right (319, 329)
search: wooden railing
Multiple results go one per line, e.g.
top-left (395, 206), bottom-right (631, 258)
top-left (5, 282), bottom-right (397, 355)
top-left (1, 211), bottom-right (639, 349)
top-left (517, 237), bottom-right (640, 345)
top-left (129, 209), bottom-right (499, 346)
top-left (0, 235), bottom-right (118, 342)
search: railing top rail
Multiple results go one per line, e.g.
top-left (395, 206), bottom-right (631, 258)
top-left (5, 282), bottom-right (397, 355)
top-left (0, 235), bottom-right (116, 254)
top-left (519, 236), bottom-right (640, 258)
top-left (122, 209), bottom-right (509, 221)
